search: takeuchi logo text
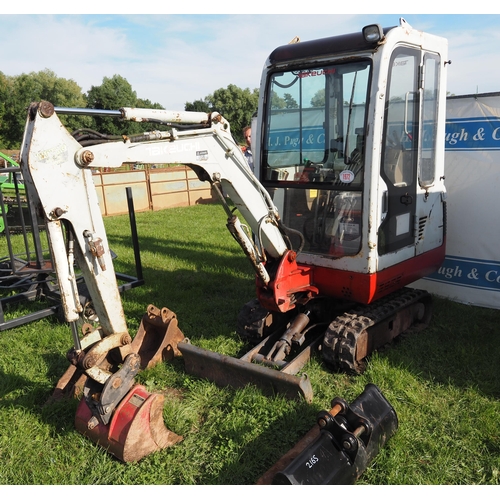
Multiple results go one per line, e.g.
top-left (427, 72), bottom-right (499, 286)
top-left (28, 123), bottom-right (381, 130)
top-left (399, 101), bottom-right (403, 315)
top-left (298, 68), bottom-right (336, 78)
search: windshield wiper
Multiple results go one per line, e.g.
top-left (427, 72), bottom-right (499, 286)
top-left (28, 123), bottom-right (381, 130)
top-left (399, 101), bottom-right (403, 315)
top-left (344, 72), bottom-right (358, 166)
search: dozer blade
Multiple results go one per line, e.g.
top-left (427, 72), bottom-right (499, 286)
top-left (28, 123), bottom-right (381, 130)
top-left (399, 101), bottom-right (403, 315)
top-left (75, 384), bottom-right (183, 462)
top-left (178, 340), bottom-right (314, 403)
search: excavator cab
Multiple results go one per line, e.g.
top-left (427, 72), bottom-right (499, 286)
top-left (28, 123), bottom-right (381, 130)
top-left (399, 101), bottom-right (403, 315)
top-left (253, 18), bottom-right (448, 308)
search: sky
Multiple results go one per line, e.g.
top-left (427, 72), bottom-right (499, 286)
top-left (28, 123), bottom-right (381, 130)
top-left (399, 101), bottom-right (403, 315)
top-left (1, 4), bottom-right (499, 111)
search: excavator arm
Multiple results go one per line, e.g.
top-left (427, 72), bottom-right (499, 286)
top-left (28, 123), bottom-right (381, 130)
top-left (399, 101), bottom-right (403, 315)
top-left (18, 100), bottom-right (316, 460)
top-left (18, 102), bottom-right (220, 460)
top-left (55, 101), bottom-right (318, 310)
top-left (65, 104), bottom-right (291, 269)
top-left (20, 100), bottom-right (304, 332)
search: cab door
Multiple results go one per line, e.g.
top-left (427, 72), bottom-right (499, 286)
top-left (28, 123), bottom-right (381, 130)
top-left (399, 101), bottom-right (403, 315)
top-left (378, 46), bottom-right (421, 255)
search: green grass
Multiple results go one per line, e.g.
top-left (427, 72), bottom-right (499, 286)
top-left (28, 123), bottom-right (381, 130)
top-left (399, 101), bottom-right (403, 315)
top-left (0, 203), bottom-right (499, 484)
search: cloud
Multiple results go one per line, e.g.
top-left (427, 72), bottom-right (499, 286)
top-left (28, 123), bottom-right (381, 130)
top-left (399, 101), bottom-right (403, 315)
top-left (1, 14), bottom-right (499, 111)
top-left (0, 15), bottom-right (132, 88)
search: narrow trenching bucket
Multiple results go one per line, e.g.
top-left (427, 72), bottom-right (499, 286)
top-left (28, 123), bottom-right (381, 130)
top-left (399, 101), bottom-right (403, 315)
top-left (257, 384), bottom-right (398, 485)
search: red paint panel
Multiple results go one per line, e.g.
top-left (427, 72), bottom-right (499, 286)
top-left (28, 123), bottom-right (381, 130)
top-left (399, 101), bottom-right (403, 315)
top-left (258, 244), bottom-right (445, 311)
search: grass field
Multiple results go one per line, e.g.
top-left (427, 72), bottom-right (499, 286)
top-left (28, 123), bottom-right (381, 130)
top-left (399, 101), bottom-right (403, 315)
top-left (0, 203), bottom-right (499, 485)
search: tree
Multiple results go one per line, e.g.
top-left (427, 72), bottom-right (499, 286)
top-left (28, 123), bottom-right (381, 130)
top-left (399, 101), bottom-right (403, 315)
top-left (0, 69), bottom-right (89, 149)
top-left (185, 99), bottom-right (210, 113)
top-left (311, 89), bottom-right (325, 108)
top-left (86, 75), bottom-right (140, 136)
top-left (270, 90), bottom-right (286, 110)
top-left (0, 70), bottom-right (170, 150)
top-left (136, 97), bottom-right (164, 110)
top-left (283, 93), bottom-right (298, 109)
top-left (186, 84), bottom-right (259, 142)
top-left (0, 72), bottom-right (15, 148)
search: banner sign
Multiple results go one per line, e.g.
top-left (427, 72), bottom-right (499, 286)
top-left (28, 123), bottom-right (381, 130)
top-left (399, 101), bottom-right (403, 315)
top-left (266, 126), bottom-right (324, 152)
top-left (267, 117), bottom-right (500, 152)
top-left (445, 117), bottom-right (500, 151)
top-left (425, 255), bottom-right (500, 293)
top-left (415, 93), bottom-right (500, 309)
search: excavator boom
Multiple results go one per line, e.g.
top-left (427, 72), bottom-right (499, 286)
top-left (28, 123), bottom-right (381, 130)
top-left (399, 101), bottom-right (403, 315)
top-left (19, 102), bottom-right (190, 461)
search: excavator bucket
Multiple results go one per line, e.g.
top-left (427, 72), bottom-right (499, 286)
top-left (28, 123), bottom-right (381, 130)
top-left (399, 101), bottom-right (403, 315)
top-left (256, 384), bottom-right (398, 485)
top-left (71, 304), bottom-right (186, 462)
top-left (75, 384), bottom-right (183, 462)
top-left (50, 305), bottom-right (185, 462)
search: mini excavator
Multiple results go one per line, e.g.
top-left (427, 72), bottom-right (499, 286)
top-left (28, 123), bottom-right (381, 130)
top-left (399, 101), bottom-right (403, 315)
top-left (18, 19), bottom-right (447, 470)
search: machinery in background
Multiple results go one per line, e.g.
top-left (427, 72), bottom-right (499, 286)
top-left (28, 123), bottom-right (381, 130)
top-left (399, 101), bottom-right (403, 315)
top-left (0, 153), bottom-right (28, 234)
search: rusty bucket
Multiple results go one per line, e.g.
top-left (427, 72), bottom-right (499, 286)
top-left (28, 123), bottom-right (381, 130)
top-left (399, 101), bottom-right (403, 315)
top-left (75, 383), bottom-right (183, 462)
